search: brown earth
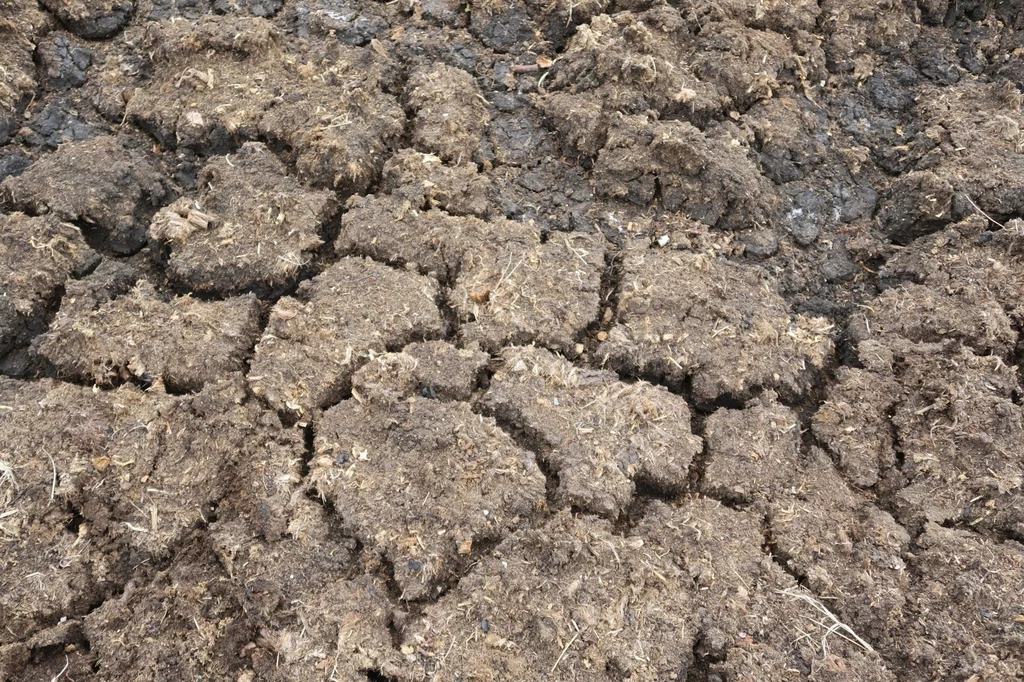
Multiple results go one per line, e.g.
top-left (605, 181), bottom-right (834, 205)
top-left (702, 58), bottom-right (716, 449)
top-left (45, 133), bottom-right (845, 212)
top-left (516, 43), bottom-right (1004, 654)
top-left (1, 0), bottom-right (1024, 680)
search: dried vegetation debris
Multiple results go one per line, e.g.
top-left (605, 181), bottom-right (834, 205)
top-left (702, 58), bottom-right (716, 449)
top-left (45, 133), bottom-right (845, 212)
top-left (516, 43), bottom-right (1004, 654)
top-left (150, 142), bottom-right (337, 295)
top-left (481, 345), bottom-right (701, 516)
top-left (34, 278), bottom-right (261, 390)
top-left (311, 351), bottom-right (547, 600)
top-left (248, 256), bottom-right (444, 418)
top-left (599, 246), bottom-right (833, 401)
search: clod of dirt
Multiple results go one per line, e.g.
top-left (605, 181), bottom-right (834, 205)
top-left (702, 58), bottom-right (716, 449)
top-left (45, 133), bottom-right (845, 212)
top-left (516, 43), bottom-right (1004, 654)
top-left (34, 279), bottom-right (261, 391)
top-left (36, 32), bottom-right (92, 90)
top-left (874, 338), bottom-right (1023, 538)
top-left (451, 227), bottom-right (604, 353)
top-left (744, 97), bottom-right (828, 186)
top-left (637, 499), bottom-right (898, 680)
top-left (541, 8), bottom-right (718, 123)
top-left (407, 63), bottom-right (489, 164)
top-left (598, 245), bottom-right (833, 401)
top-left (355, 340), bottom-right (489, 401)
top-left (83, 540), bottom-right (250, 681)
top-left (702, 392), bottom-right (801, 506)
top-left (821, 0), bottom-right (921, 74)
top-left (911, 81), bottom-right (1024, 220)
top-left (848, 282), bottom-right (1016, 358)
top-left (150, 143), bottom-right (337, 296)
top-left (340, 195), bottom-right (604, 353)
top-left (1, 136), bottom-right (173, 255)
top-left (213, 0), bottom-right (281, 17)
top-left (248, 257), bottom-right (444, 418)
top-left (894, 524), bottom-right (1024, 682)
top-left (467, 0), bottom-right (535, 52)
top-left (397, 510), bottom-right (698, 680)
top-left (256, 45), bottom-right (404, 193)
top-left (882, 215), bottom-right (1024, 337)
top-left (117, 15), bottom-right (279, 151)
top-left (480, 345), bottom-right (702, 516)
top-left (290, 0), bottom-right (393, 43)
top-left (812, 367), bottom-right (900, 489)
top-left (541, 6), bottom-right (824, 131)
top-left (689, 0), bottom-right (820, 33)
top-left (876, 171), bottom-right (955, 243)
top-left (380, 149), bottom-right (491, 217)
top-left (0, 453), bottom-right (98, 650)
top-left (0, 2), bottom-right (49, 143)
top-left (0, 621), bottom-right (95, 681)
top-left (701, 398), bottom-right (910, 646)
top-left (247, 572), bottom-right (398, 680)
top-left (212, 498), bottom-right (401, 680)
top-left (337, 189), bottom-right (480, 279)
top-left (85, 515), bottom-right (398, 681)
top-left (121, 15), bottom-right (404, 190)
top-left (311, 352), bottom-right (547, 600)
top-left (0, 212), bottom-right (98, 357)
top-left (0, 375), bottom-right (303, 562)
top-left (592, 117), bottom-right (782, 227)
top-left (39, 0), bottom-right (132, 39)
top-left (0, 375), bottom-right (302, 656)
top-left (768, 447), bottom-right (911, 645)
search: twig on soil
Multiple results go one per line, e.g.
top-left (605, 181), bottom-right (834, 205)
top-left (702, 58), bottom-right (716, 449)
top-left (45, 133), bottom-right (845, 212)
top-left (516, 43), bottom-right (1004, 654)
top-left (0, 459), bottom-right (16, 508)
top-left (46, 452), bottom-right (57, 506)
top-left (962, 193), bottom-right (1005, 229)
top-left (777, 587), bottom-right (874, 656)
top-left (50, 655), bottom-right (69, 682)
top-left (550, 629), bottom-right (582, 674)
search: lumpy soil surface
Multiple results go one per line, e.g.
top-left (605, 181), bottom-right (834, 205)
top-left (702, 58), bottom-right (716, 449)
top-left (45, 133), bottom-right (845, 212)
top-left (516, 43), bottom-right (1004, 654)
top-left (2, 0), bottom-right (1024, 680)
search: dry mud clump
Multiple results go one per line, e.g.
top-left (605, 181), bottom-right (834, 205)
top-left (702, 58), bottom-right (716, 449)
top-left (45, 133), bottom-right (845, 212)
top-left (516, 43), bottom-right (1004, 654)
top-left (0, 377), bottom-right (303, 659)
top-left (248, 256), bottom-right (444, 418)
top-left (481, 344), bottom-right (701, 515)
top-left (340, 194), bottom-right (604, 353)
top-left (311, 351), bottom-right (547, 600)
top-left (150, 142), bottom-right (337, 295)
top-left (598, 245), bottom-right (833, 400)
top-left (35, 278), bottom-right (261, 390)
top-left (117, 15), bottom-right (404, 191)
top-left (1, 136), bottom-right (172, 254)
top-left (0, 213), bottom-right (98, 356)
